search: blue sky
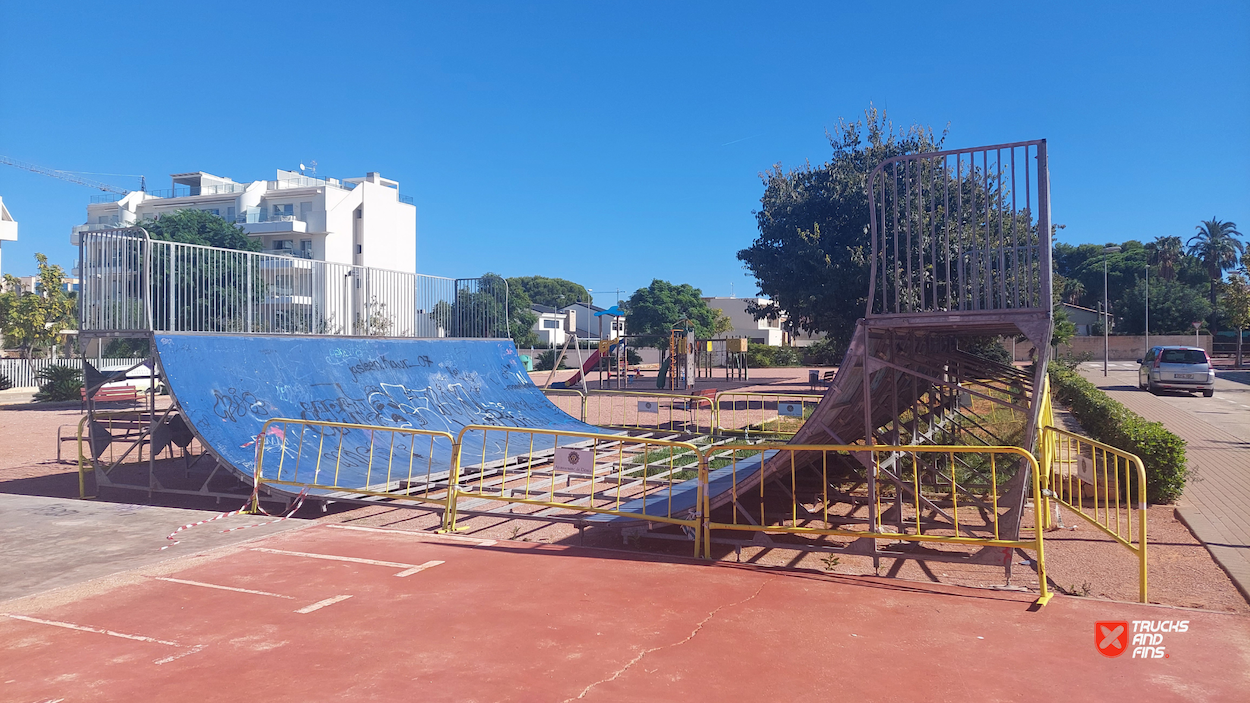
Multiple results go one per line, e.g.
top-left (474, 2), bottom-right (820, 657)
top-left (1, 1), bottom-right (1246, 306)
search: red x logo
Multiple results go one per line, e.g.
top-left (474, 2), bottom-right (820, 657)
top-left (1096, 621), bottom-right (1129, 657)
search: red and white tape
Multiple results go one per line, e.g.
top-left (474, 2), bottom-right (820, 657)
top-left (161, 428), bottom-right (309, 549)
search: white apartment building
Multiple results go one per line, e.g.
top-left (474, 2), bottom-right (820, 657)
top-left (703, 296), bottom-right (787, 346)
top-left (0, 195), bottom-right (17, 278)
top-left (72, 169), bottom-right (416, 273)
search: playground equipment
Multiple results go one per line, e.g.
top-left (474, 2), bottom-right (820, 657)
top-left (693, 338), bottom-right (749, 381)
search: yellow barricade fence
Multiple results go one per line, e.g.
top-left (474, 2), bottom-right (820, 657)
top-left (577, 390), bottom-right (716, 435)
top-left (254, 418), bottom-right (459, 528)
top-left (446, 424), bottom-right (706, 554)
top-left (711, 392), bottom-right (823, 438)
top-left (1039, 425), bottom-right (1148, 603)
top-left (700, 443), bottom-right (1051, 605)
top-left (540, 388), bottom-right (588, 422)
top-left (248, 418), bottom-right (1056, 605)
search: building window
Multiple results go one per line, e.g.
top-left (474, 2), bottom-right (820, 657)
top-left (273, 240), bottom-right (293, 250)
top-left (542, 320), bottom-right (560, 329)
top-left (227, 206), bottom-right (236, 222)
top-left (300, 239), bottom-right (313, 254)
top-left (272, 203), bottom-right (294, 219)
top-left (356, 245), bottom-right (362, 254)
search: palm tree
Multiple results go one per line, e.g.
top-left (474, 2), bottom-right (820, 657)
top-left (1187, 218), bottom-right (1244, 305)
top-left (1150, 235), bottom-right (1183, 281)
top-left (1061, 278), bottom-right (1086, 305)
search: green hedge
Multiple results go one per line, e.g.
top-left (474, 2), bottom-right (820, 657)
top-left (1047, 365), bottom-right (1189, 504)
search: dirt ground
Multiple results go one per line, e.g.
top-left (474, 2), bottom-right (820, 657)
top-left (1, 367), bottom-right (1246, 613)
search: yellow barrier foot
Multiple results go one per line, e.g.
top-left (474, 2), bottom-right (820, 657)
top-left (1034, 592), bottom-right (1054, 607)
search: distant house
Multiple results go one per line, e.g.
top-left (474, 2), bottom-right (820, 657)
top-left (531, 305), bottom-right (576, 346)
top-left (1060, 303), bottom-right (1099, 336)
top-left (702, 296), bottom-right (806, 346)
top-left (0, 195), bottom-right (17, 278)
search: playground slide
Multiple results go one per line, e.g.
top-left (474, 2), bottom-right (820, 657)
top-left (553, 341), bottom-right (622, 388)
top-left (153, 334), bottom-right (607, 494)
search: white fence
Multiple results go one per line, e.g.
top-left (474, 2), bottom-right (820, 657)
top-left (77, 229), bottom-right (509, 339)
top-left (0, 357), bottom-right (148, 390)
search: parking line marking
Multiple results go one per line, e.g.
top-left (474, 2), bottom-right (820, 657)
top-left (252, 547), bottom-right (442, 577)
top-left (325, 523), bottom-right (497, 546)
top-left (295, 595), bottom-right (352, 614)
top-left (153, 577), bottom-right (294, 599)
top-left (3, 613), bottom-right (204, 665)
top-left (396, 560), bottom-right (444, 577)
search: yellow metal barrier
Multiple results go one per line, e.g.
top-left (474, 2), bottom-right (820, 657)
top-left (1040, 425), bottom-right (1148, 603)
top-left (712, 392), bottom-right (823, 438)
top-left (701, 442), bottom-right (1051, 606)
top-left (254, 418), bottom-right (459, 528)
top-left (541, 388), bottom-right (588, 422)
top-left (447, 424), bottom-right (706, 555)
top-left (580, 390), bottom-right (716, 434)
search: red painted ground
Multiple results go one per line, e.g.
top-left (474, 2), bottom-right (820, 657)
top-left (3, 524), bottom-right (1249, 702)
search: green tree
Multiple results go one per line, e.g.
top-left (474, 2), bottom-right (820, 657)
top-left (624, 280), bottom-right (723, 349)
top-left (507, 276), bottom-right (591, 310)
top-left (1114, 279), bottom-right (1212, 334)
top-left (438, 274), bottom-right (538, 347)
top-left (1219, 271), bottom-right (1250, 367)
top-left (0, 254), bottom-right (77, 359)
top-left (136, 210), bottom-right (264, 332)
top-left (140, 209), bottom-right (261, 251)
top-left (736, 106), bottom-right (945, 349)
top-left (1060, 277), bottom-right (1086, 305)
top-left (1148, 235), bottom-right (1184, 281)
top-left (1187, 218), bottom-right (1244, 306)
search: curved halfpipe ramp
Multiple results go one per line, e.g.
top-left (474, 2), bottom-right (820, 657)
top-left (155, 334), bottom-right (603, 493)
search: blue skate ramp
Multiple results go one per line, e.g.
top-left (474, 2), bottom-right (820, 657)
top-left (154, 334), bottom-right (605, 493)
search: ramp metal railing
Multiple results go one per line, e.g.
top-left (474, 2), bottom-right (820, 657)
top-left (78, 228), bottom-right (509, 339)
top-left (866, 140), bottom-right (1052, 317)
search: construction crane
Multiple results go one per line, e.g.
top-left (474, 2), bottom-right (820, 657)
top-left (0, 155), bottom-right (145, 194)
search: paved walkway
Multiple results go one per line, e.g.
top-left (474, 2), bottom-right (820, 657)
top-left (1080, 364), bottom-right (1250, 602)
top-left (4, 523), bottom-right (1248, 701)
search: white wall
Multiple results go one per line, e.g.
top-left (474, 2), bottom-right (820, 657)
top-left (703, 297), bottom-right (785, 345)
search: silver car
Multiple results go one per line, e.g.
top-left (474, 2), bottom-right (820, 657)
top-left (1137, 346), bottom-right (1215, 397)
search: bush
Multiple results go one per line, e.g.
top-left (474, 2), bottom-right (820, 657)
top-left (745, 343), bottom-right (802, 368)
top-left (801, 338), bottom-right (846, 366)
top-left (0, 373), bottom-right (10, 391)
top-left (1048, 365), bottom-right (1189, 504)
top-left (33, 364), bottom-right (83, 402)
top-left (534, 349), bottom-right (567, 371)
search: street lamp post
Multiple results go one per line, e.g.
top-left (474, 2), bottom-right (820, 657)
top-left (1103, 245), bottom-right (1121, 376)
top-left (1144, 262), bottom-right (1150, 358)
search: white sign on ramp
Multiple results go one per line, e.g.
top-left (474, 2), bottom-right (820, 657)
top-left (778, 402), bottom-right (803, 418)
top-left (555, 447), bottom-right (596, 475)
top-left (638, 400), bottom-right (658, 414)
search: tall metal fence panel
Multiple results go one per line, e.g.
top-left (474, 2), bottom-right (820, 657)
top-left (867, 140), bottom-right (1052, 317)
top-left (77, 229), bottom-right (506, 339)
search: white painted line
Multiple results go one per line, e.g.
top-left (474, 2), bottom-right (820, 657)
top-left (396, 560), bottom-right (444, 577)
top-left (153, 577), bottom-right (294, 599)
top-left (3, 613), bottom-right (204, 665)
top-left (252, 547), bottom-right (439, 576)
top-left (295, 595), bottom-right (352, 614)
top-left (325, 523), bottom-right (497, 546)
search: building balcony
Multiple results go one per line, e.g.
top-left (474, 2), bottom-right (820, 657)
top-left (239, 216), bottom-right (308, 235)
